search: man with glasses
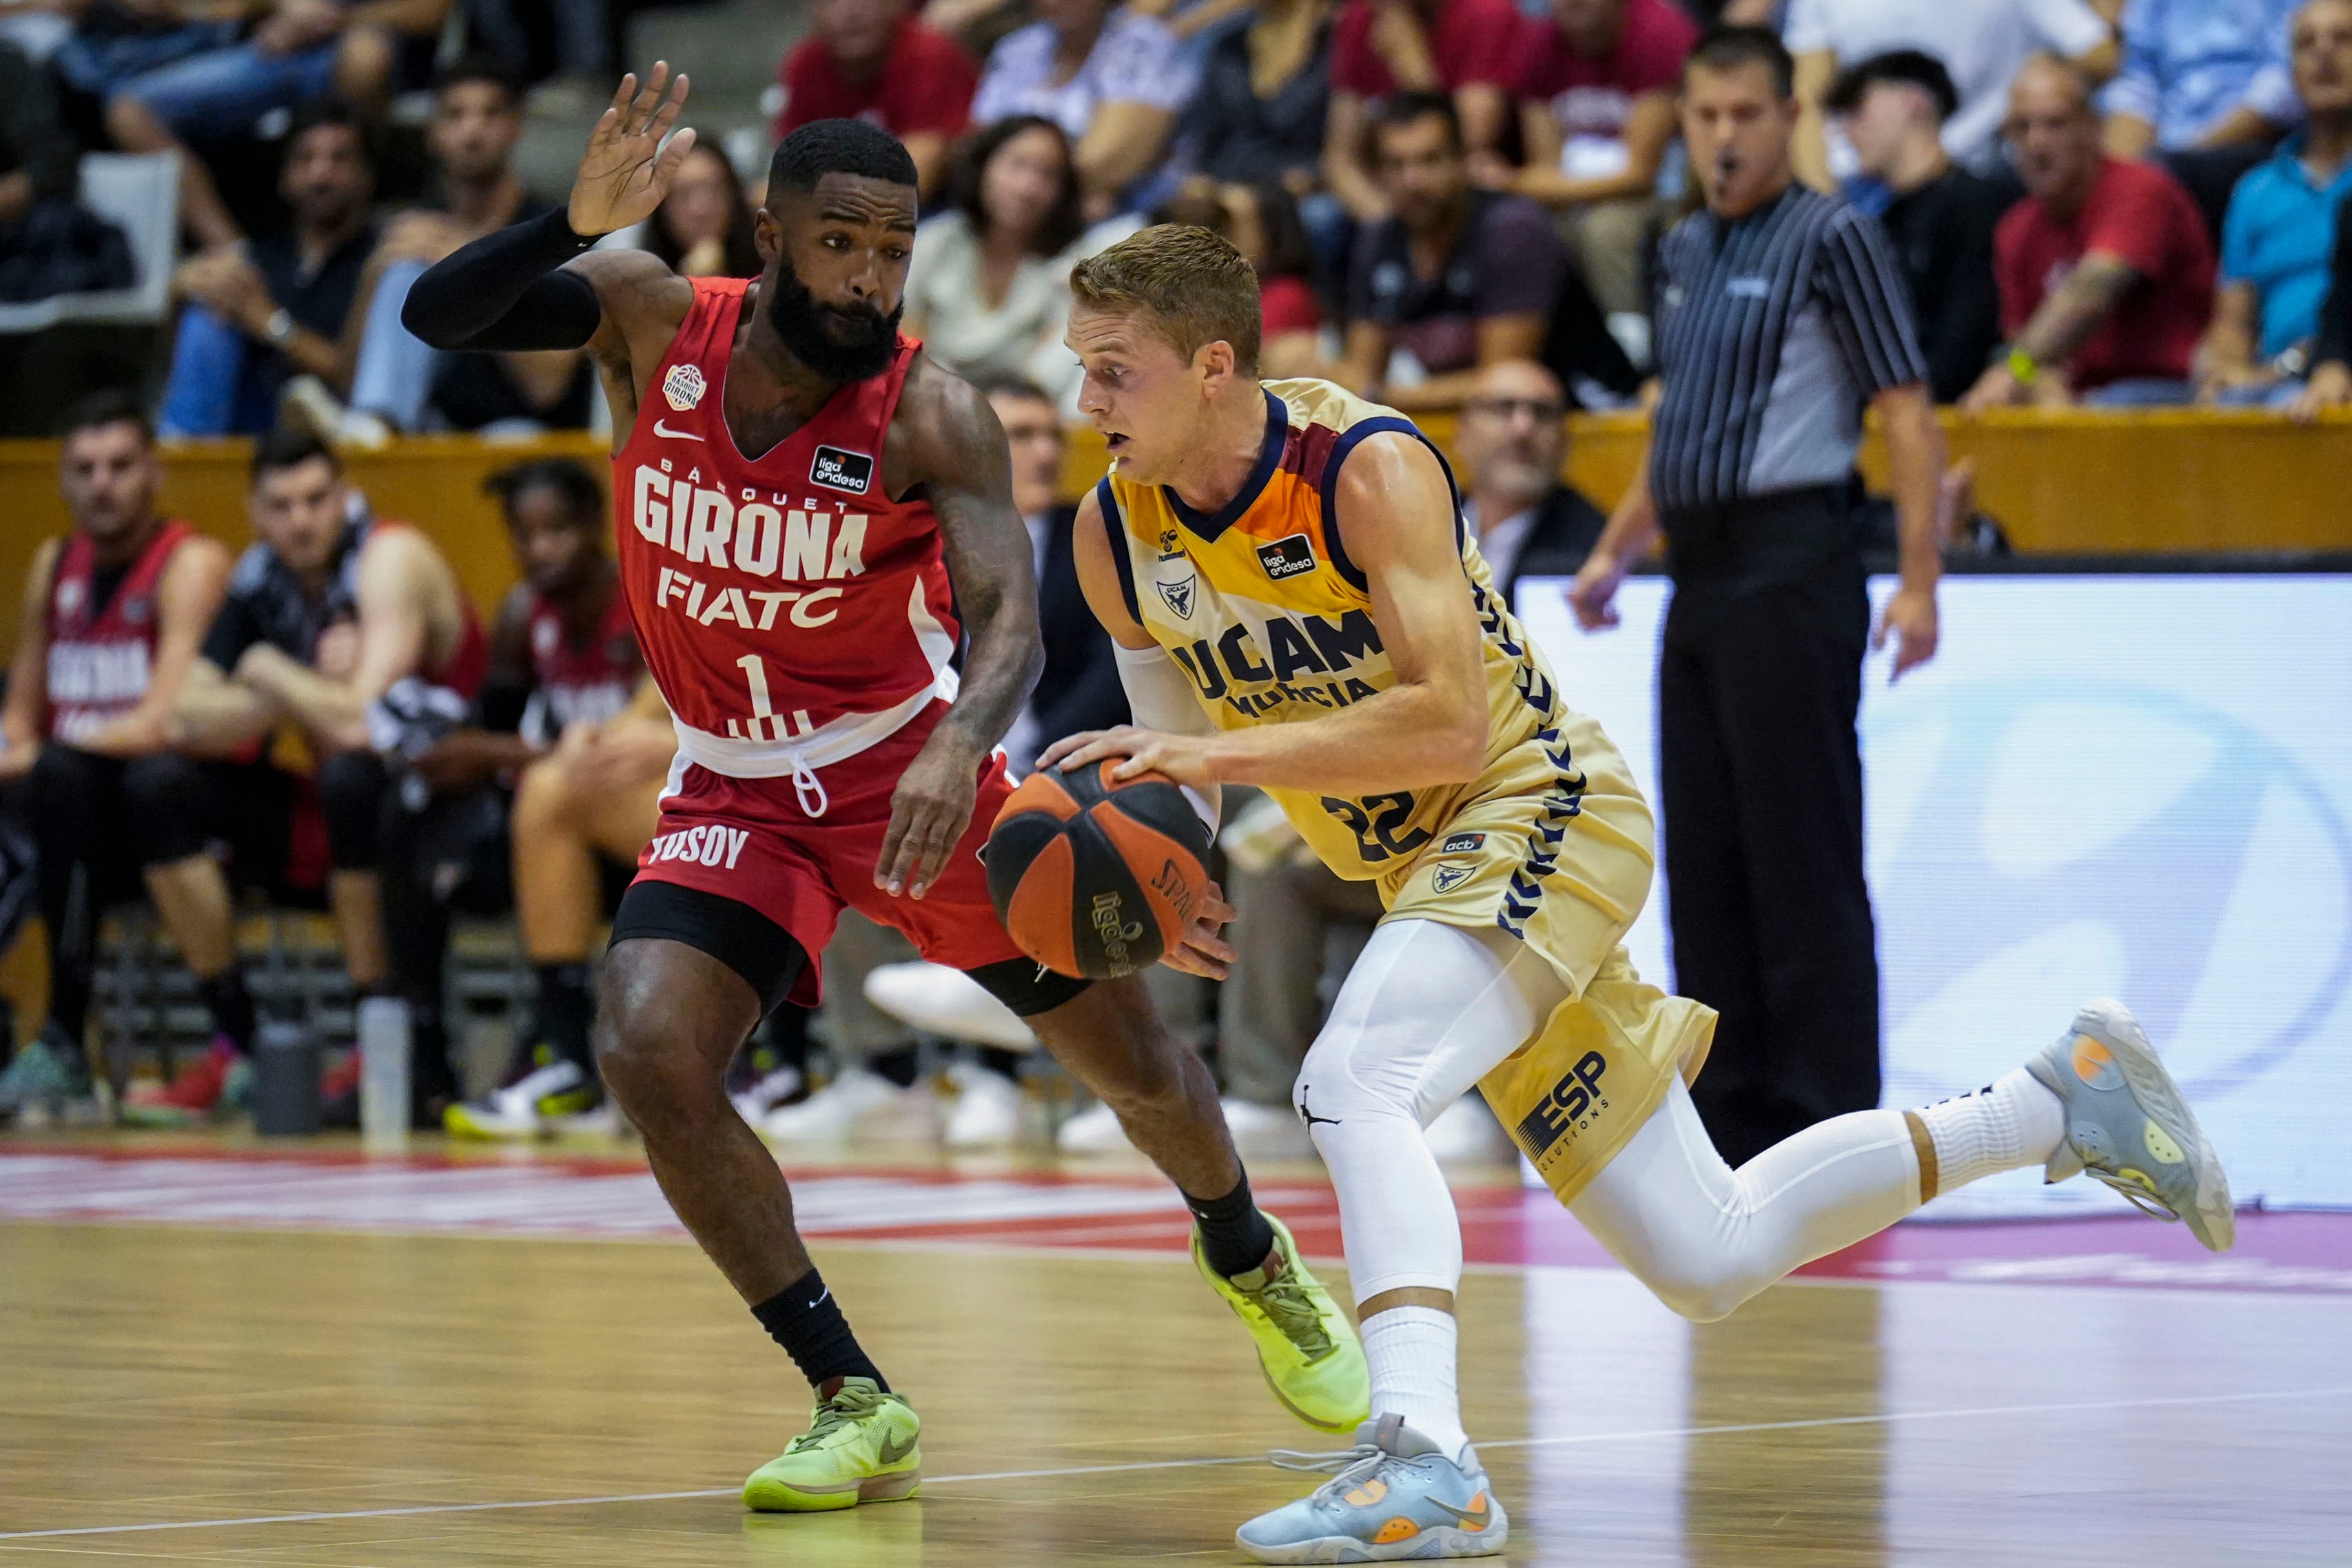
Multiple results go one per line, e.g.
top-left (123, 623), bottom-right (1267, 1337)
top-left (1454, 360), bottom-right (1606, 605)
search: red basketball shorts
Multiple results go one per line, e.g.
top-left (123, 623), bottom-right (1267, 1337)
top-left (630, 700), bottom-right (1027, 1007)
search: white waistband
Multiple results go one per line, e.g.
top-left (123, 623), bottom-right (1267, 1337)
top-left (671, 680), bottom-right (941, 783)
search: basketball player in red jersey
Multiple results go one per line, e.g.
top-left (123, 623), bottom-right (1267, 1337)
top-left (404, 69), bottom-right (1369, 1509)
top-left (0, 391), bottom-right (229, 1120)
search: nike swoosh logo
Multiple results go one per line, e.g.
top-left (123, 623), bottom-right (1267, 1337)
top-left (808, 1286), bottom-right (830, 1310)
top-left (877, 1431), bottom-right (917, 1465)
top-left (1428, 1494), bottom-right (1491, 1529)
top-left (653, 420), bottom-right (703, 440)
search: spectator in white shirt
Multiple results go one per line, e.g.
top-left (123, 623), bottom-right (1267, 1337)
top-left (1785, 0), bottom-right (2118, 188)
top-left (903, 115), bottom-right (1132, 406)
top-left (969, 0), bottom-right (1195, 209)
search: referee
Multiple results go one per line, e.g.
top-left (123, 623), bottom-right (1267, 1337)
top-left (1571, 25), bottom-right (1944, 1167)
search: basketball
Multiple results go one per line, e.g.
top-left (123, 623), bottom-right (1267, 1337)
top-left (985, 761), bottom-right (1214, 979)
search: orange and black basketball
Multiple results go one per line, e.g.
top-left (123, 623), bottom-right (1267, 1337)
top-left (985, 761), bottom-right (1213, 979)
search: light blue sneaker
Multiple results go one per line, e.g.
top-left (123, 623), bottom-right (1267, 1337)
top-left (0, 1027), bottom-right (96, 1121)
top-left (1237, 1413), bottom-right (1507, 1563)
top-left (2027, 998), bottom-right (2233, 1252)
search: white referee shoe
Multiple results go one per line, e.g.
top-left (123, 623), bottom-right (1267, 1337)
top-left (863, 961), bottom-right (1039, 1051)
top-left (1056, 1099), bottom-right (1134, 1154)
top-left (942, 1061), bottom-right (1024, 1148)
top-left (760, 1068), bottom-right (939, 1144)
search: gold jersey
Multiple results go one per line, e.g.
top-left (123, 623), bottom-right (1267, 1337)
top-left (1098, 378), bottom-right (1566, 884)
top-left (1099, 378), bottom-right (1715, 1206)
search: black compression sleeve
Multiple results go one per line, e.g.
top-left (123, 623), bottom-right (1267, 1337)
top-left (402, 206), bottom-right (605, 351)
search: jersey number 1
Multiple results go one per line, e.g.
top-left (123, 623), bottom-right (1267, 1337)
top-left (730, 653), bottom-right (810, 744)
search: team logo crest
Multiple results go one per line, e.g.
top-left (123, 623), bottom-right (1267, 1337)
top-left (1432, 863), bottom-right (1474, 894)
top-left (123, 595), bottom-right (151, 626)
top-left (54, 578), bottom-right (83, 619)
top-left (810, 444), bottom-right (874, 495)
top-left (532, 617), bottom-right (560, 659)
top-left (663, 362), bottom-right (706, 411)
top-left (1155, 572), bottom-right (1198, 621)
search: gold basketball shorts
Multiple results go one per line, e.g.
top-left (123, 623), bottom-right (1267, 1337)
top-left (1376, 707), bottom-right (1717, 1205)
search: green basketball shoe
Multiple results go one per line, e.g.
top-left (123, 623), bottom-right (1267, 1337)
top-left (1196, 1213), bottom-right (1371, 1433)
top-left (742, 1378), bottom-right (921, 1512)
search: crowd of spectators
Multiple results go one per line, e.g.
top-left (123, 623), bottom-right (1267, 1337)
top-left (0, 0), bottom-right (2344, 426)
top-left (7, 0), bottom-right (2352, 1151)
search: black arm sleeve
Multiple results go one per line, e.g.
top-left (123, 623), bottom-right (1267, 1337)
top-left (2316, 199), bottom-right (2352, 369)
top-left (402, 206), bottom-right (606, 351)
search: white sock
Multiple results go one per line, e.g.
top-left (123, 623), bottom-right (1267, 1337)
top-left (1360, 1306), bottom-right (1467, 1458)
top-left (1912, 1068), bottom-right (2066, 1193)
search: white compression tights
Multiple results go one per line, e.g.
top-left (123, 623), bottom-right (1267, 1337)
top-left (1301, 919), bottom-right (1926, 1321)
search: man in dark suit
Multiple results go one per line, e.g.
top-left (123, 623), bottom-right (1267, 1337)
top-left (1456, 360), bottom-right (1608, 606)
top-left (983, 379), bottom-right (1129, 773)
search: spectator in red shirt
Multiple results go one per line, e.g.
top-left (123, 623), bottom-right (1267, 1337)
top-left (1965, 53), bottom-right (2216, 409)
top-left (774, 0), bottom-right (979, 198)
top-left (1484, 0), bottom-right (1698, 313)
top-left (1322, 0), bottom-right (1527, 222)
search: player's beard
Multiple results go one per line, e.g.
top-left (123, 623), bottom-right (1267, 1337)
top-left (763, 256), bottom-right (902, 383)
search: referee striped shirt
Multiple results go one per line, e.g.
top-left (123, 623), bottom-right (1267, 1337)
top-left (1649, 184), bottom-right (1927, 515)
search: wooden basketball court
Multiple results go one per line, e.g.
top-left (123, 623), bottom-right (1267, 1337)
top-left (1, 1135), bottom-right (2346, 1565)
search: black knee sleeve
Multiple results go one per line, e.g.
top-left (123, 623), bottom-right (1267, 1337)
top-left (963, 955), bottom-right (1093, 1018)
top-left (315, 749), bottom-right (391, 871)
top-left (608, 880), bottom-right (809, 1015)
top-left (120, 752), bottom-right (212, 866)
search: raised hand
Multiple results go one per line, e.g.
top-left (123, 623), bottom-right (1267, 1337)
top-left (568, 64), bottom-right (696, 238)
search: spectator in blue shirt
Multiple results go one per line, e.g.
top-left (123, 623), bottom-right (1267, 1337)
top-left (2194, 0), bottom-right (2352, 404)
top-left (2105, 0), bottom-right (2302, 156)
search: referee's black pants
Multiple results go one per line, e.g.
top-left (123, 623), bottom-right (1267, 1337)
top-left (1658, 490), bottom-right (1881, 1167)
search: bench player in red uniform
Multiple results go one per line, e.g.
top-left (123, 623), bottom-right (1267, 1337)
top-left (405, 70), bottom-right (1368, 1509)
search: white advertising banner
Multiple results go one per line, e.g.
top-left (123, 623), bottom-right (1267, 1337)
top-left (1515, 573), bottom-right (2352, 1217)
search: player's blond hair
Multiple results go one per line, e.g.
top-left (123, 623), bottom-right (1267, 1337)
top-left (1068, 224), bottom-right (1262, 378)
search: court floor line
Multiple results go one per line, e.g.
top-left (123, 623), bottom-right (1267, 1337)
top-left (3, 1382), bottom-right (2344, 1544)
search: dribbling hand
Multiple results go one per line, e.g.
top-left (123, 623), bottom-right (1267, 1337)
top-left (1160, 879), bottom-right (1238, 980)
top-left (569, 64), bottom-right (696, 238)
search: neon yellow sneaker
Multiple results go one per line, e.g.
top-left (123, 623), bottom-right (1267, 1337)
top-left (742, 1378), bottom-right (921, 1512)
top-left (1195, 1213), bottom-right (1370, 1433)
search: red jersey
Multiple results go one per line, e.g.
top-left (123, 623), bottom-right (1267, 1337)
top-left (43, 519), bottom-right (195, 745)
top-left (612, 278), bottom-right (961, 808)
top-left (1329, 0), bottom-right (1526, 99)
top-left (521, 580), bottom-right (641, 744)
top-left (774, 18), bottom-right (977, 145)
top-left (1515, 0), bottom-right (1696, 144)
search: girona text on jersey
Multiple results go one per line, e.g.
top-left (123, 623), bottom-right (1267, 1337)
top-left (610, 278), bottom-right (961, 785)
top-left (627, 457), bottom-right (872, 636)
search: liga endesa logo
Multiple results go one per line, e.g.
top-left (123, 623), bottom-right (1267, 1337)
top-left (1871, 681), bottom-right (2352, 1100)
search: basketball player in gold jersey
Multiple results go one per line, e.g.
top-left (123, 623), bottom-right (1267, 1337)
top-left (1043, 224), bottom-right (2235, 1562)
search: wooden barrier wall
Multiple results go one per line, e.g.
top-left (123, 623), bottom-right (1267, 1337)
top-left (1, 411), bottom-right (2347, 1035)
top-left (3, 411), bottom-right (2349, 653)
